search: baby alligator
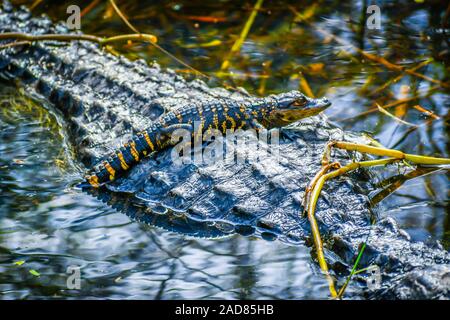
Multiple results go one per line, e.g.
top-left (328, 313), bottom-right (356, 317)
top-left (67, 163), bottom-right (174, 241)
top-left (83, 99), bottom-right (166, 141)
top-left (82, 91), bottom-right (331, 187)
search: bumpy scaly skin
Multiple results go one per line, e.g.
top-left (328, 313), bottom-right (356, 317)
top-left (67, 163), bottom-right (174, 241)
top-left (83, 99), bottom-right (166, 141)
top-left (84, 93), bottom-right (330, 187)
top-left (1, 2), bottom-right (449, 299)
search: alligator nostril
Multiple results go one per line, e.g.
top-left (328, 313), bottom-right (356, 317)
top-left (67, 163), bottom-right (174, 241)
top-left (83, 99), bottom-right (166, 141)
top-left (321, 97), bottom-right (331, 107)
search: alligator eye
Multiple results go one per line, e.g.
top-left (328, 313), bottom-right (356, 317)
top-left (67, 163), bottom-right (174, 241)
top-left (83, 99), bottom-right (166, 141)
top-left (290, 96), bottom-right (307, 107)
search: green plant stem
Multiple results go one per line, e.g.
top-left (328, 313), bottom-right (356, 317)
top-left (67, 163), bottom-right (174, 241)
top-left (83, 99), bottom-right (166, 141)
top-left (0, 32), bottom-right (157, 49)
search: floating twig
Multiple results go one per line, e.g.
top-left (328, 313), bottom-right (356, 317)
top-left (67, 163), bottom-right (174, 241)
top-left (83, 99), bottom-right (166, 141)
top-left (412, 105), bottom-right (440, 120)
top-left (184, 15), bottom-right (227, 23)
top-left (369, 59), bottom-right (433, 97)
top-left (339, 86), bottom-right (440, 122)
top-left (376, 104), bottom-right (417, 127)
top-left (0, 32), bottom-right (157, 50)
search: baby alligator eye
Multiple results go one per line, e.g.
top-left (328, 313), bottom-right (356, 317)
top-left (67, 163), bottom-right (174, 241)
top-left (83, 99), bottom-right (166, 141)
top-left (290, 96), bottom-right (307, 107)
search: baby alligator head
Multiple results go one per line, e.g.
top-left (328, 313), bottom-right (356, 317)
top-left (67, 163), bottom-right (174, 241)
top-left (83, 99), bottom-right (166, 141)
top-left (259, 91), bottom-right (331, 129)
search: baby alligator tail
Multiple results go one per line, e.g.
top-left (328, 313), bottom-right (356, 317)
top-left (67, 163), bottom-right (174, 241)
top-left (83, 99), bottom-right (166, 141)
top-left (80, 129), bottom-right (158, 188)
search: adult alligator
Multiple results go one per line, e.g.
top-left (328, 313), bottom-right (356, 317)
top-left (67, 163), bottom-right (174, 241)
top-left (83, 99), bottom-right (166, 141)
top-left (0, 2), bottom-right (448, 299)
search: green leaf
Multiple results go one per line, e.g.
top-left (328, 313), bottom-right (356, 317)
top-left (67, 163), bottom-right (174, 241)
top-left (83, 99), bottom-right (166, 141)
top-left (13, 260), bottom-right (25, 266)
top-left (29, 269), bottom-right (40, 277)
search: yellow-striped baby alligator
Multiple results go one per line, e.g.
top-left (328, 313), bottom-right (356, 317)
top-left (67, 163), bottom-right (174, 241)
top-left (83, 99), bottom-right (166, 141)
top-left (82, 92), bottom-right (330, 187)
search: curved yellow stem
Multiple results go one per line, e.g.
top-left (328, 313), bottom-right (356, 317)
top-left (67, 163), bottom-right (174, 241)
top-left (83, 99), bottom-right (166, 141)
top-left (308, 140), bottom-right (450, 298)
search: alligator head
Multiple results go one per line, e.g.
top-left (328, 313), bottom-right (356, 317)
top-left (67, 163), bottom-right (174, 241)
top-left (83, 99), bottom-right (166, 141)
top-left (258, 91), bottom-right (331, 129)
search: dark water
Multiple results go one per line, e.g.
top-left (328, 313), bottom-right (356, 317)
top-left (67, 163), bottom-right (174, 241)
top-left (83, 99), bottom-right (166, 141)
top-left (0, 0), bottom-right (448, 299)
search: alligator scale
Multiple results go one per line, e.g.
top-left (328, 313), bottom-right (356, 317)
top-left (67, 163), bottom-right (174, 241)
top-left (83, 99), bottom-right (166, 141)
top-left (0, 2), bottom-right (449, 299)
